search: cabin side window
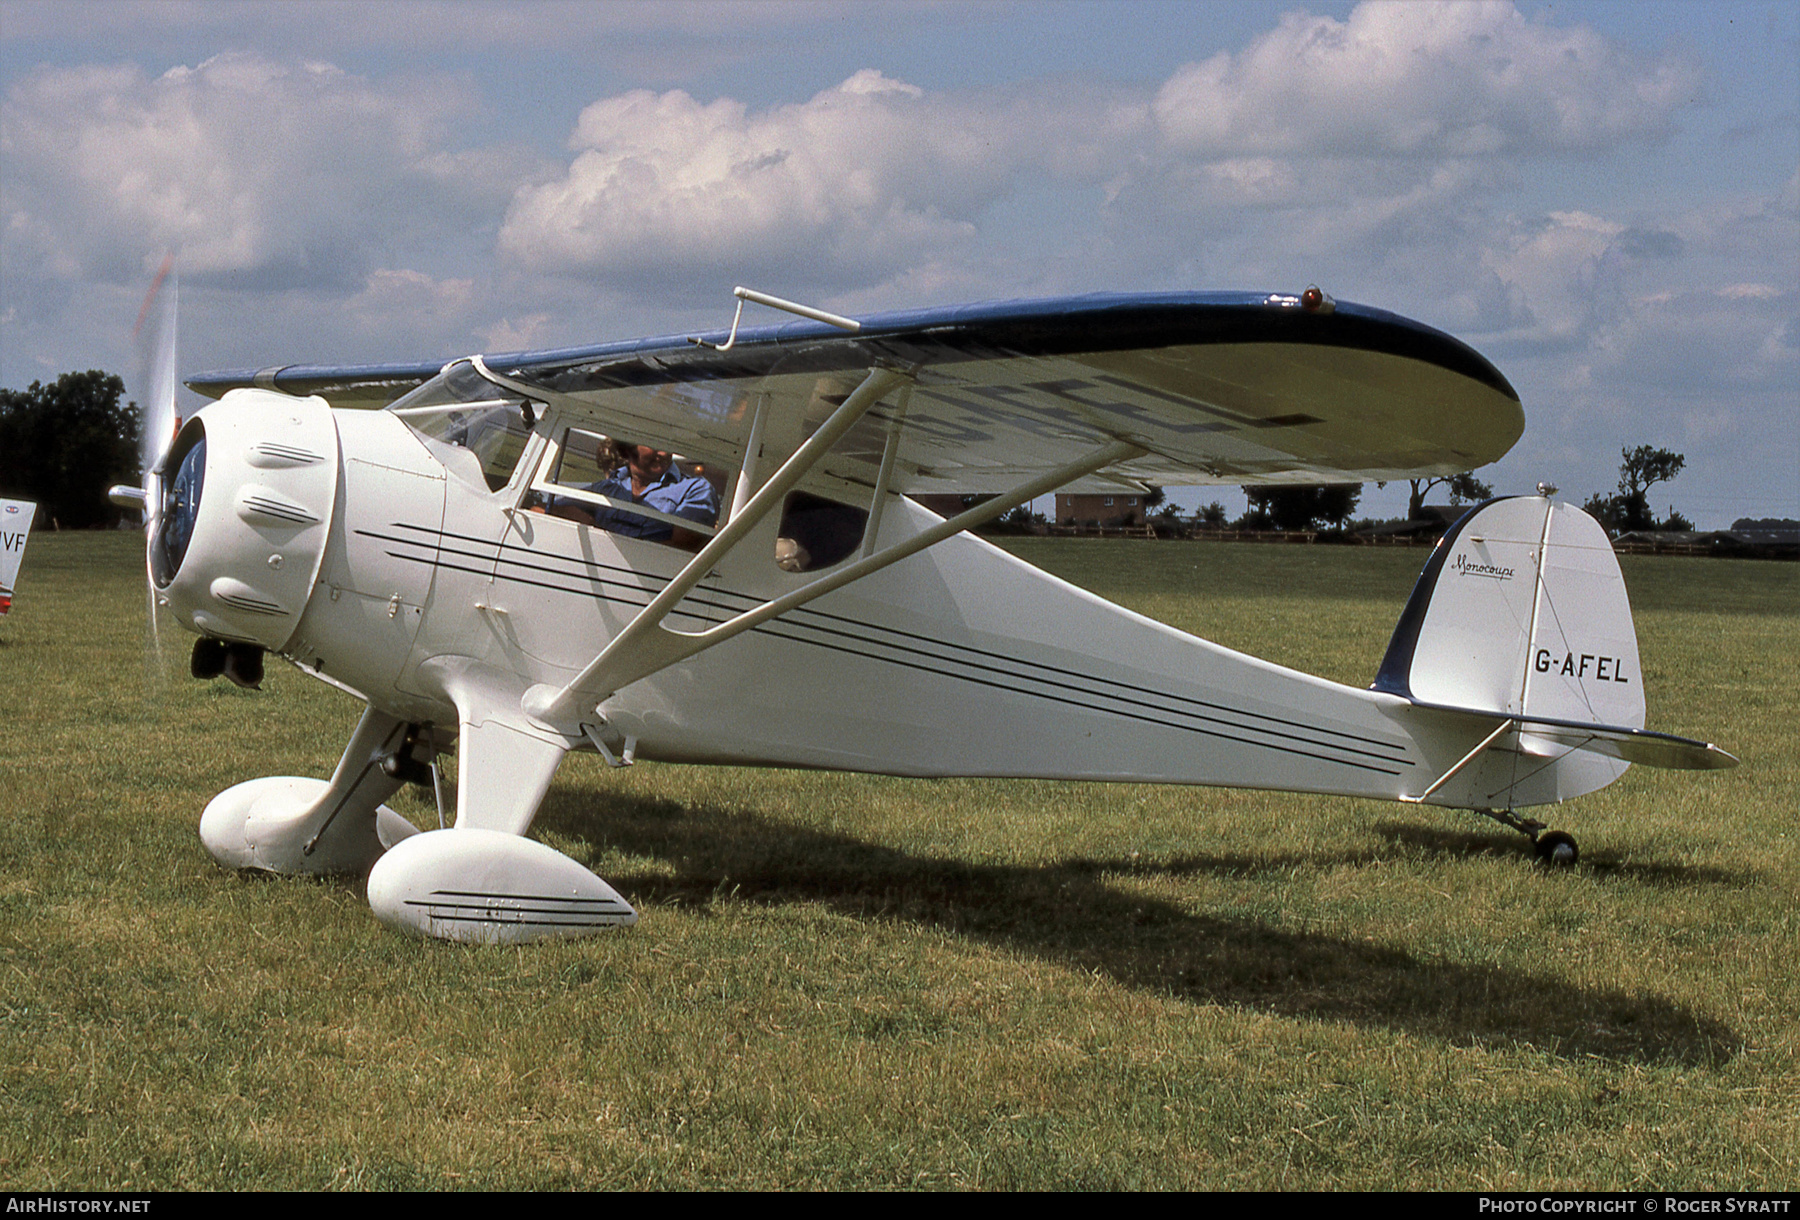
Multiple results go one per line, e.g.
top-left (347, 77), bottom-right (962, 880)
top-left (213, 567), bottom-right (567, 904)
top-left (775, 491), bottom-right (868, 572)
top-left (519, 419), bottom-right (872, 571)
top-left (528, 426), bottom-right (724, 553)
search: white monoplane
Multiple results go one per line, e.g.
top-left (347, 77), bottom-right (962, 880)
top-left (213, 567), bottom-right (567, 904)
top-left (111, 286), bottom-right (1735, 942)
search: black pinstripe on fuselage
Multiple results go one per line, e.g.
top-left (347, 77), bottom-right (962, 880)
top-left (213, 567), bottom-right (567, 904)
top-left (357, 522), bottom-right (1416, 778)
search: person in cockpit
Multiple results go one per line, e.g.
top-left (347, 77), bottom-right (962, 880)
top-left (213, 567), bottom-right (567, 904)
top-left (555, 438), bottom-right (719, 552)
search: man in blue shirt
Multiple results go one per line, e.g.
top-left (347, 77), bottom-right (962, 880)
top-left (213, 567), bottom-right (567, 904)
top-left (584, 440), bottom-right (719, 551)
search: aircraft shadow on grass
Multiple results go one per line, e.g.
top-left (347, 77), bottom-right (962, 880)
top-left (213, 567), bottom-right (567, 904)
top-left (534, 789), bottom-right (1740, 1069)
top-left (1368, 821), bottom-right (1746, 887)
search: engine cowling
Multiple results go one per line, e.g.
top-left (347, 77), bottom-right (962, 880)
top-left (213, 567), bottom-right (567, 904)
top-left (153, 388), bottom-right (340, 651)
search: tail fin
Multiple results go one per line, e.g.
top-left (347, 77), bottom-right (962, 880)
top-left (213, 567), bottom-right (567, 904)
top-left (1377, 497), bottom-right (1732, 774)
top-left (1, 498), bottom-right (37, 616)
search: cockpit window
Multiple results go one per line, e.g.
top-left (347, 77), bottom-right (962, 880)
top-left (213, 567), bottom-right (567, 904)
top-left (528, 426), bottom-right (722, 552)
top-left (390, 362), bottom-right (535, 492)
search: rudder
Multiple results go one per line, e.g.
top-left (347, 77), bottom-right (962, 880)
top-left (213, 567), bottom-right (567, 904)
top-left (1375, 496), bottom-right (1645, 732)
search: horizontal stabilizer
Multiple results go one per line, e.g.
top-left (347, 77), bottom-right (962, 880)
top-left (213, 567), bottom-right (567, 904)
top-left (1413, 701), bottom-right (1738, 771)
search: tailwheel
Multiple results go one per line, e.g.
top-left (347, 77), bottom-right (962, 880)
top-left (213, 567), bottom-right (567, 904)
top-left (1473, 807), bottom-right (1578, 865)
top-left (1534, 830), bottom-right (1580, 867)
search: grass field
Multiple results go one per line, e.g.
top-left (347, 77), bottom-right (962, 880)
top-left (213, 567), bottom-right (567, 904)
top-left (2, 532), bottom-right (1794, 1190)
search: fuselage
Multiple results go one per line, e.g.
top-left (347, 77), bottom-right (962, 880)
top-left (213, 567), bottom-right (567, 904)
top-left (153, 389), bottom-right (1619, 814)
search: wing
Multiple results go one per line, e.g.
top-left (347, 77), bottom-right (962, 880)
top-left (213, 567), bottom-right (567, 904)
top-left (187, 359), bottom-right (442, 411)
top-left (186, 291), bottom-right (1522, 492)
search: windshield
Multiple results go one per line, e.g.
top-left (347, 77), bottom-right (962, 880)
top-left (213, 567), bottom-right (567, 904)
top-left (389, 361), bottom-right (536, 492)
top-left (152, 427), bottom-right (206, 587)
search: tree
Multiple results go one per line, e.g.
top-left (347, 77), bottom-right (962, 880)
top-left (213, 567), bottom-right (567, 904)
top-left (0, 370), bottom-right (141, 529)
top-left (1583, 445), bottom-right (1686, 534)
top-left (1580, 491), bottom-right (1626, 534)
top-left (1402, 471), bottom-right (1494, 519)
top-left (1615, 445), bottom-right (1685, 531)
top-left (992, 504), bottom-right (1045, 534)
top-left (1241, 484), bottom-right (1362, 531)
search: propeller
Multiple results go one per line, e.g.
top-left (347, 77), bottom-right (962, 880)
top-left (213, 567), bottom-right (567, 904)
top-left (109, 255), bottom-right (181, 681)
top-left (136, 254), bottom-right (181, 503)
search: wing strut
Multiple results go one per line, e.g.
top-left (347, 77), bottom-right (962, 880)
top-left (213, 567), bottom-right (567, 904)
top-left (861, 381), bottom-right (914, 558)
top-left (520, 365), bottom-right (1146, 733)
top-left (1401, 719), bottom-right (1514, 804)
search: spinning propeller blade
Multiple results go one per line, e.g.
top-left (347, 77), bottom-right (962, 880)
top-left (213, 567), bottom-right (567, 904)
top-left (129, 257), bottom-right (180, 681)
top-left (135, 254), bottom-right (181, 484)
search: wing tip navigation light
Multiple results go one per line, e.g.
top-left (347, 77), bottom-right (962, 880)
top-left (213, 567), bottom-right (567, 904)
top-left (1300, 285), bottom-right (1335, 314)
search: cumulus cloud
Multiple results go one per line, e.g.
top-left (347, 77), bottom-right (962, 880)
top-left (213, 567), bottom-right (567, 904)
top-left (489, 3), bottom-right (1709, 335)
top-left (1088, 2), bottom-right (1704, 327)
top-left (496, 69), bottom-right (1141, 291)
top-left (1610, 287), bottom-right (1796, 392)
top-left (1481, 169), bottom-right (1799, 524)
top-left (347, 267), bottom-right (474, 315)
top-left (1479, 210), bottom-right (1627, 347)
top-left (1461, 176), bottom-right (1800, 375)
top-left (0, 52), bottom-right (517, 289)
top-left (482, 313), bottom-right (557, 353)
top-left (1088, 2), bottom-right (1706, 319)
top-left (1152, 1), bottom-right (1698, 158)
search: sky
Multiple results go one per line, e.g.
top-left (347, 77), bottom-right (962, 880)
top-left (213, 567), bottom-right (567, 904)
top-left (2, 0), bottom-right (1794, 525)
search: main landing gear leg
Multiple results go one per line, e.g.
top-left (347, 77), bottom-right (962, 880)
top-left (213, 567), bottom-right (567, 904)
top-left (1476, 807), bottom-right (1580, 867)
top-left (199, 705), bottom-right (424, 875)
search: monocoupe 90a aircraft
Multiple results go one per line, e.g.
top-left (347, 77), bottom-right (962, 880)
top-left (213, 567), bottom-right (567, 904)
top-left (111, 284), bottom-right (1734, 943)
